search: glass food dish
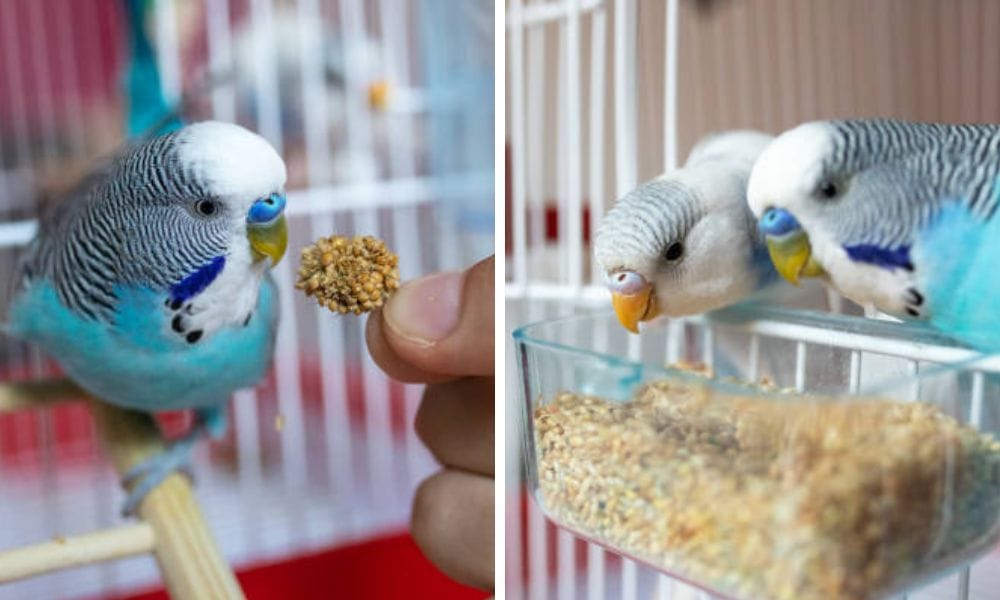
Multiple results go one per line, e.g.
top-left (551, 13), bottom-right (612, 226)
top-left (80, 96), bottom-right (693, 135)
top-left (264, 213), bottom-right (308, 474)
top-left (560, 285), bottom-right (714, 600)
top-left (514, 305), bottom-right (1000, 600)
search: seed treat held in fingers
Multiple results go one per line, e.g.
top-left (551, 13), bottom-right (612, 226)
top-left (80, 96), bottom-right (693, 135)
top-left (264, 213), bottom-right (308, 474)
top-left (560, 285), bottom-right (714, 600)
top-left (296, 235), bottom-right (401, 315)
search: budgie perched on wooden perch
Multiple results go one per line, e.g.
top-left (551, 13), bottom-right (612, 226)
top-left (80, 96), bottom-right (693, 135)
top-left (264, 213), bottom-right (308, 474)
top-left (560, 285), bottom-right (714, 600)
top-left (8, 120), bottom-right (287, 515)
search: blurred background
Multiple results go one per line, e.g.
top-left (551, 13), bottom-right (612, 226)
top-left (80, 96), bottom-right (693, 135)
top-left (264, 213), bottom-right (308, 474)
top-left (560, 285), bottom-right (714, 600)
top-left (0, 1), bottom-right (493, 598)
top-left (506, 1), bottom-right (1000, 599)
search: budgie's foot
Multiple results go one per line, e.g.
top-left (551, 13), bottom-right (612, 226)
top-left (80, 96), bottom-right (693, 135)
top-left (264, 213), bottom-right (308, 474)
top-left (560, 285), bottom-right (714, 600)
top-left (119, 422), bottom-right (206, 517)
top-left (903, 286), bottom-right (926, 318)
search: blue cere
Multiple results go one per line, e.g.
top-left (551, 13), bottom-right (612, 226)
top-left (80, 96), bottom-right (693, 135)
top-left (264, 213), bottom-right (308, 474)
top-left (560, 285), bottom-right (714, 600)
top-left (758, 207), bottom-right (802, 236)
top-left (247, 193), bottom-right (286, 225)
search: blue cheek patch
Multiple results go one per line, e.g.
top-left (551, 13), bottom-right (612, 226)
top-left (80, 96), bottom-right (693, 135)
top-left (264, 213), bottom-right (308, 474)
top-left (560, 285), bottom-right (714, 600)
top-left (843, 244), bottom-right (914, 272)
top-left (170, 255), bottom-right (226, 304)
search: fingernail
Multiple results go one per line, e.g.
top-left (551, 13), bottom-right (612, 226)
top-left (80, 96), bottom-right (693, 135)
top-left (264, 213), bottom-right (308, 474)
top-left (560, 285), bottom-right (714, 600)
top-left (384, 270), bottom-right (464, 347)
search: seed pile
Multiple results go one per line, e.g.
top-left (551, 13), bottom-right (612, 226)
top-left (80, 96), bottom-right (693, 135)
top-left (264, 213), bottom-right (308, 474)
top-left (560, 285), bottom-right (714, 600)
top-left (533, 377), bottom-right (1000, 600)
top-left (296, 235), bottom-right (400, 314)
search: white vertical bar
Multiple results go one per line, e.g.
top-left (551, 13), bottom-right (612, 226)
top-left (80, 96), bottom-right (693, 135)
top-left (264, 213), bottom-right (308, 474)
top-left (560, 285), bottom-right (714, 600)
top-left (274, 210), bottom-right (311, 526)
top-left (233, 387), bottom-right (263, 552)
top-left (662, 0), bottom-right (679, 171)
top-left (556, 21), bottom-right (569, 286)
top-left (621, 558), bottom-right (638, 600)
top-left (297, 0), bottom-right (332, 181)
top-left (748, 333), bottom-right (760, 381)
top-left (310, 213), bottom-right (359, 534)
top-left (557, 529), bottom-right (576, 600)
top-left (957, 568), bottom-right (971, 600)
top-left (379, 0), bottom-right (417, 177)
top-left (527, 25), bottom-right (547, 280)
top-left (588, 7), bottom-right (606, 286)
top-left (586, 543), bottom-right (605, 600)
top-left (528, 502), bottom-right (548, 600)
top-left (205, 0), bottom-right (236, 123)
top-left (702, 327), bottom-right (715, 369)
top-left (566, 0), bottom-right (583, 290)
top-left (153, 0), bottom-right (181, 105)
top-left (794, 341), bottom-right (807, 391)
top-left (614, 0), bottom-right (637, 196)
top-left (354, 208), bottom-right (397, 508)
top-left (510, 0), bottom-right (528, 286)
top-left (249, 0), bottom-right (306, 547)
top-left (908, 361), bottom-right (920, 402)
top-left (826, 288), bottom-right (843, 314)
top-left (656, 575), bottom-right (673, 600)
top-left (375, 0), bottom-right (426, 482)
top-left (666, 319), bottom-right (683, 364)
top-left (37, 408), bottom-right (63, 538)
top-left (249, 0), bottom-right (283, 151)
top-left (970, 371), bottom-right (984, 429)
top-left (627, 331), bottom-right (641, 361)
top-left (337, 0), bottom-right (376, 173)
top-left (296, 0), bottom-right (353, 539)
top-left (849, 351), bottom-right (861, 393)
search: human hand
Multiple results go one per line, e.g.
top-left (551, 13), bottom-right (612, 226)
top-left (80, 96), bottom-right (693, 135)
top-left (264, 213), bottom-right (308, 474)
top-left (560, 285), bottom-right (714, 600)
top-left (366, 255), bottom-right (494, 591)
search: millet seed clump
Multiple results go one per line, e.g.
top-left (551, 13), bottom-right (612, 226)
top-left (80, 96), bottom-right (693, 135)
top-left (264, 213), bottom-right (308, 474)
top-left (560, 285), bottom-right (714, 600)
top-left (533, 376), bottom-right (1000, 600)
top-left (296, 235), bottom-right (400, 314)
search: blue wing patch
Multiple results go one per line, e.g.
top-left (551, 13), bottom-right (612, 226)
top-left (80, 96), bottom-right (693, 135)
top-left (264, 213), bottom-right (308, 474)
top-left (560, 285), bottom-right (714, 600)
top-left (170, 256), bottom-right (225, 304)
top-left (843, 244), bottom-right (914, 272)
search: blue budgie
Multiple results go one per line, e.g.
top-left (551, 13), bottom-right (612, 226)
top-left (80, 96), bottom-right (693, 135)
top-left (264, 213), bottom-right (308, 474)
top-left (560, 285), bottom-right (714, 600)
top-left (594, 130), bottom-right (791, 332)
top-left (9, 121), bottom-right (288, 514)
top-left (748, 118), bottom-right (1000, 353)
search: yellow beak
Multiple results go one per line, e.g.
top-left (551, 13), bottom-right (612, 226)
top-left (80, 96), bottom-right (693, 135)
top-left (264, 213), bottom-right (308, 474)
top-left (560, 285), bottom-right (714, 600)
top-left (368, 80), bottom-right (391, 111)
top-left (248, 215), bottom-right (288, 266)
top-left (611, 284), bottom-right (659, 334)
top-left (765, 230), bottom-right (826, 285)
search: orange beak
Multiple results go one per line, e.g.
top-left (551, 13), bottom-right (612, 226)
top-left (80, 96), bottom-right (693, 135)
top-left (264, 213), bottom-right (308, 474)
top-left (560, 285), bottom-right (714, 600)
top-left (610, 283), bottom-right (659, 333)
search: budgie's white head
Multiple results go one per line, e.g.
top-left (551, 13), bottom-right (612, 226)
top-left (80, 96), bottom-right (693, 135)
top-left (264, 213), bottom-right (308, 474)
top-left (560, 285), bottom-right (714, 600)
top-left (174, 121), bottom-right (288, 268)
top-left (594, 130), bottom-right (775, 332)
top-left (748, 119), bottom-right (940, 316)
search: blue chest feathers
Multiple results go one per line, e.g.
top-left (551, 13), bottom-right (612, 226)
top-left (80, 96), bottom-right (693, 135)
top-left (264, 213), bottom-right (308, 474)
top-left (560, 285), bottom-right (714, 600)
top-left (8, 277), bottom-right (279, 411)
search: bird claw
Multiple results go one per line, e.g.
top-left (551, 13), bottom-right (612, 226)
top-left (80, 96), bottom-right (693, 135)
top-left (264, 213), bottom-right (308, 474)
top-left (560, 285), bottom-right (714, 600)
top-left (120, 439), bottom-right (198, 517)
top-left (904, 286), bottom-right (925, 318)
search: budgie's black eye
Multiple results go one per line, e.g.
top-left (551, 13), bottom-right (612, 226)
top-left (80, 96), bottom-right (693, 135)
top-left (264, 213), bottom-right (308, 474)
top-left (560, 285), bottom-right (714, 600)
top-left (195, 199), bottom-right (218, 217)
top-left (817, 180), bottom-right (839, 199)
top-left (664, 242), bottom-right (684, 261)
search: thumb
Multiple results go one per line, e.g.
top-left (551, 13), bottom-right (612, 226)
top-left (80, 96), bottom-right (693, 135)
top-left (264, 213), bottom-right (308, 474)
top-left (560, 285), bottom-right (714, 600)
top-left (366, 255), bottom-right (495, 382)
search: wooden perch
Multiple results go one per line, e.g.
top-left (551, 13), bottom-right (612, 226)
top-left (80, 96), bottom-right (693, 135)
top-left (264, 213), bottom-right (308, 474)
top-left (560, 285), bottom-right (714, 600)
top-left (0, 381), bottom-right (244, 598)
top-left (89, 401), bottom-right (245, 600)
top-left (0, 524), bottom-right (155, 583)
top-left (0, 378), bottom-right (86, 413)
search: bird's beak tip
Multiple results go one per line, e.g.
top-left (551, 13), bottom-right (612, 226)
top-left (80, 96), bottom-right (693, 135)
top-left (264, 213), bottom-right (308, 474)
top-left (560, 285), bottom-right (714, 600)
top-left (611, 284), bottom-right (658, 334)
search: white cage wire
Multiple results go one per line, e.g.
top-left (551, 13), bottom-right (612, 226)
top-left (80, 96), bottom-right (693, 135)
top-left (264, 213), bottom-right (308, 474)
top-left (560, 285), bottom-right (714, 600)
top-left (0, 1), bottom-right (493, 598)
top-left (505, 1), bottom-right (1000, 599)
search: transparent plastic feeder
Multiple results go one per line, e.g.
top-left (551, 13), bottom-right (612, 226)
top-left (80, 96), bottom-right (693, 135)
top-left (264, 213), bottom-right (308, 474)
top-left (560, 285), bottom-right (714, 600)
top-left (514, 305), bottom-right (1000, 600)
